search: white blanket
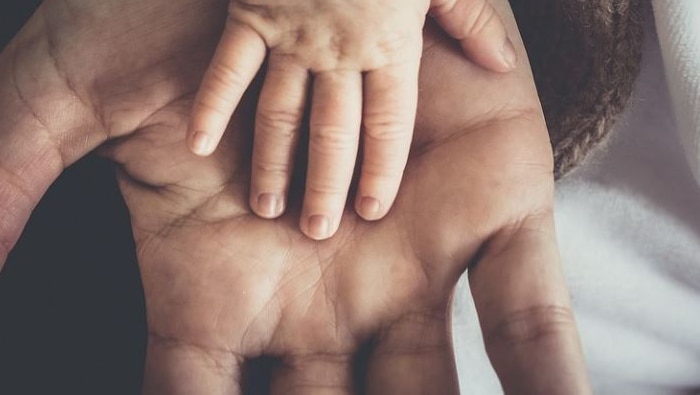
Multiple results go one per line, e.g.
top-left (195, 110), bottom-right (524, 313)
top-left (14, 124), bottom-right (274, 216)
top-left (653, 0), bottom-right (700, 183)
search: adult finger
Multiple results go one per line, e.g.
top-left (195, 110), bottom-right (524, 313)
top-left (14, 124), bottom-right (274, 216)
top-left (430, 0), bottom-right (517, 72)
top-left (187, 21), bottom-right (266, 156)
top-left (469, 214), bottom-right (592, 394)
top-left (142, 333), bottom-right (244, 395)
top-left (366, 309), bottom-right (460, 395)
top-left (356, 60), bottom-right (419, 221)
top-left (301, 70), bottom-right (362, 240)
top-left (250, 56), bottom-right (308, 219)
top-left (270, 353), bottom-right (354, 395)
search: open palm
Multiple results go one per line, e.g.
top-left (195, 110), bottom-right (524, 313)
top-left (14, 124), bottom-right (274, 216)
top-left (0, 0), bottom-right (589, 393)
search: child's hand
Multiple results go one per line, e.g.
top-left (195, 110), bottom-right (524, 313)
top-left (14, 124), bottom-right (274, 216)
top-left (187, 0), bottom-right (515, 240)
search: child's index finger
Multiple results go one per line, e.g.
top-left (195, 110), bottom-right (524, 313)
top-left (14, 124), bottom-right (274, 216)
top-left (188, 23), bottom-right (267, 156)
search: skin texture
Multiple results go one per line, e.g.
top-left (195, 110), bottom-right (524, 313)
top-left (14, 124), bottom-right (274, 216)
top-left (0, 0), bottom-right (591, 393)
top-left (188, 0), bottom-right (516, 240)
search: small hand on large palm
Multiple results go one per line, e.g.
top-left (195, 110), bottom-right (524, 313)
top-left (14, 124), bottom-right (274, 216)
top-left (105, 25), bottom-right (565, 395)
top-left (1, 0), bottom-right (588, 392)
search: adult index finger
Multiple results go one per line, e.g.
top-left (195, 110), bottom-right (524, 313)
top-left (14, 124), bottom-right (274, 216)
top-left (187, 21), bottom-right (266, 156)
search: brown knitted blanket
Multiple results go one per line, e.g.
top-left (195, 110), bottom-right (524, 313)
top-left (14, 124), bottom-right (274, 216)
top-left (510, 0), bottom-right (644, 178)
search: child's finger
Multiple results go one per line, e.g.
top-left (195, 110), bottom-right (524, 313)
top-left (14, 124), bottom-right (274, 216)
top-left (301, 70), bottom-right (363, 240)
top-left (187, 22), bottom-right (266, 156)
top-left (250, 58), bottom-right (309, 219)
top-left (356, 61), bottom-right (420, 221)
top-left (430, 0), bottom-right (517, 73)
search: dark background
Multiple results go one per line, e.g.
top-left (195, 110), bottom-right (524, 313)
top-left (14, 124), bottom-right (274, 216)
top-left (0, 2), bottom-right (147, 394)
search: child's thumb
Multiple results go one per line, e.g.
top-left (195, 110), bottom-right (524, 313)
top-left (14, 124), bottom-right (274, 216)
top-left (430, 0), bottom-right (517, 73)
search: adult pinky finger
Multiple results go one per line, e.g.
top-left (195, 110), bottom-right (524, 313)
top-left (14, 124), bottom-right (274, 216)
top-left (469, 214), bottom-right (592, 394)
top-left (187, 22), bottom-right (266, 156)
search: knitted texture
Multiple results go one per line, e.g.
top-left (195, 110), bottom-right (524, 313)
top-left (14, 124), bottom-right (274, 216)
top-left (510, 0), bottom-right (644, 178)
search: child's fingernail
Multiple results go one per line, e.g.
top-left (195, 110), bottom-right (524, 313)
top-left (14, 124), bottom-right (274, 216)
top-left (359, 197), bottom-right (381, 219)
top-left (501, 37), bottom-right (517, 70)
top-left (307, 215), bottom-right (331, 240)
top-left (257, 193), bottom-right (282, 218)
top-left (191, 131), bottom-right (212, 156)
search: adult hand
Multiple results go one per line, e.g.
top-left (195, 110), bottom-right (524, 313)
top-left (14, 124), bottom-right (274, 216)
top-left (0, 0), bottom-right (590, 393)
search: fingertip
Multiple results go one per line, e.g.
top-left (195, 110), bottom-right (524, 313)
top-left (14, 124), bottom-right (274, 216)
top-left (302, 214), bottom-right (334, 241)
top-left (189, 130), bottom-right (216, 156)
top-left (252, 193), bottom-right (284, 219)
top-left (356, 196), bottom-right (383, 221)
top-left (499, 36), bottom-right (518, 71)
top-left (459, 35), bottom-right (517, 74)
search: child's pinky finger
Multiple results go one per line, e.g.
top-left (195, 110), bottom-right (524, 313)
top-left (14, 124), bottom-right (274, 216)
top-left (356, 60), bottom-right (420, 221)
top-left (188, 22), bottom-right (266, 156)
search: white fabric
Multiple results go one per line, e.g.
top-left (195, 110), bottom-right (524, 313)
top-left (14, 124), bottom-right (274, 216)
top-left (653, 0), bottom-right (700, 184)
top-left (452, 3), bottom-right (700, 394)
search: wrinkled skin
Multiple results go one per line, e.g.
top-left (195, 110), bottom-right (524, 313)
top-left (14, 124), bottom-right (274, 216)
top-left (0, 0), bottom-right (590, 393)
top-left (187, 0), bottom-right (514, 241)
